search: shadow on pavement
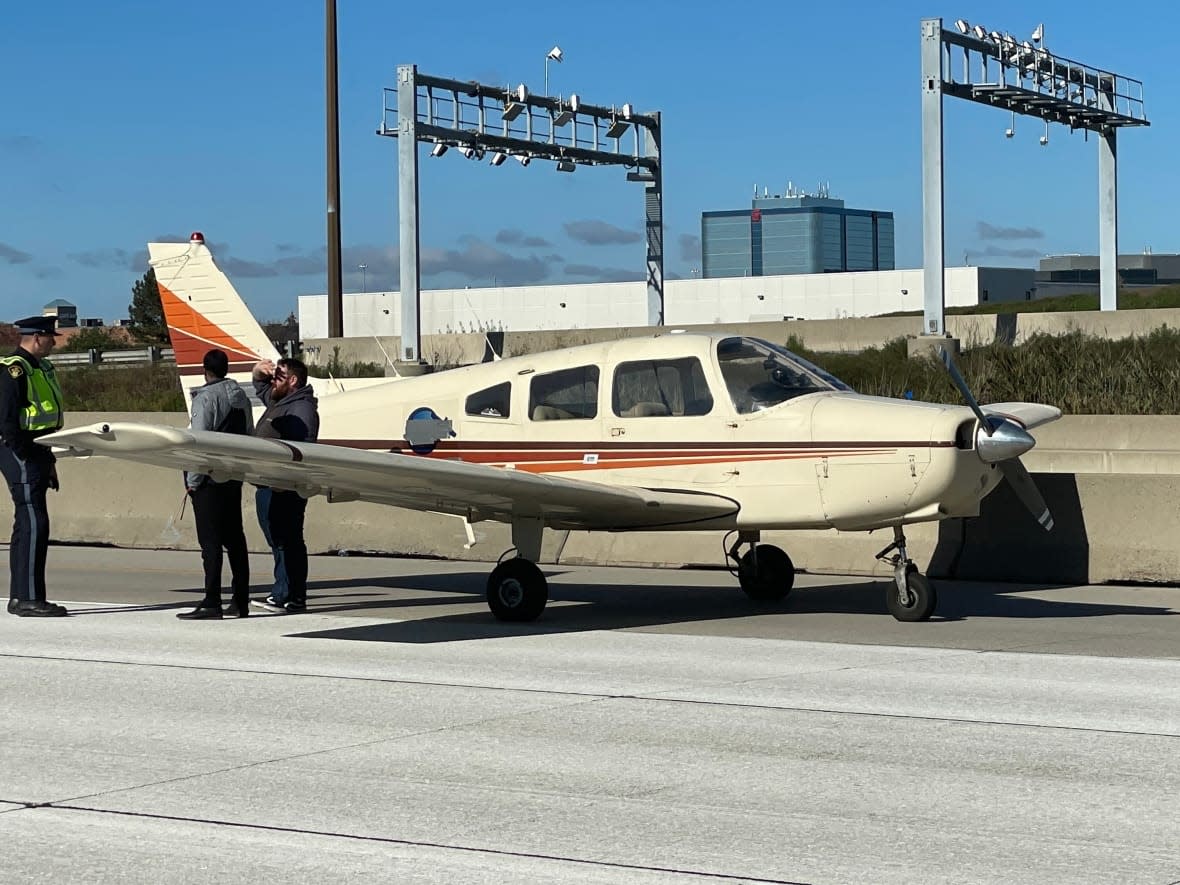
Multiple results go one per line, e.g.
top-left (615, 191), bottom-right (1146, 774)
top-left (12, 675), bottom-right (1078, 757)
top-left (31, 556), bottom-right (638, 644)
top-left (264, 570), bottom-right (1177, 644)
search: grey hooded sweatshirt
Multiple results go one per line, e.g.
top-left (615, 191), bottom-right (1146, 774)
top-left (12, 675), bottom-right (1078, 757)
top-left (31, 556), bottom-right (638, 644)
top-left (186, 377), bottom-right (255, 491)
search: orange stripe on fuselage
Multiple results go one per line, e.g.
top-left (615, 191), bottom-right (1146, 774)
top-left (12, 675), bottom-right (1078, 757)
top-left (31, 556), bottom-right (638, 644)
top-left (346, 444), bottom-right (898, 474)
top-left (510, 450), bottom-right (892, 473)
top-left (159, 284), bottom-right (259, 367)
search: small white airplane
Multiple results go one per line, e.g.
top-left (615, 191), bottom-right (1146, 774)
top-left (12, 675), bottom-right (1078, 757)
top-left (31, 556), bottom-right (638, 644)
top-left (40, 233), bottom-right (1060, 622)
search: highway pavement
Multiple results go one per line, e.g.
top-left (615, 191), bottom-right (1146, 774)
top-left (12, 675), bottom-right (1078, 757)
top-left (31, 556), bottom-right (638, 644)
top-left (1, 545), bottom-right (1178, 884)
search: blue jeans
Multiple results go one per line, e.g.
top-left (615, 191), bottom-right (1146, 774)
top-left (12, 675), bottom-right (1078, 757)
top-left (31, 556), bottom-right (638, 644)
top-left (255, 487), bottom-right (289, 604)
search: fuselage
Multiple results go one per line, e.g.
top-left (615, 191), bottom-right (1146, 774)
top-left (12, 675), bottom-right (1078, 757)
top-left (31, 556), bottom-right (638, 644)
top-left (300, 332), bottom-right (999, 533)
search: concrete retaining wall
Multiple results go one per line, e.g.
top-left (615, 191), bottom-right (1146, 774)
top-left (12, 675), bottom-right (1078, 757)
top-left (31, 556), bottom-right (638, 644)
top-left (3, 413), bottom-right (1180, 586)
top-left (304, 306), bottom-right (1180, 369)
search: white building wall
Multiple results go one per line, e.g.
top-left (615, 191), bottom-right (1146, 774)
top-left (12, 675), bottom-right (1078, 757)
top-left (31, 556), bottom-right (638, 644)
top-left (298, 266), bottom-right (1033, 339)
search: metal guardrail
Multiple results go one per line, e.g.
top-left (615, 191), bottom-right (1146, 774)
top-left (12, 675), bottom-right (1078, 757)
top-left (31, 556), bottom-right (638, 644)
top-left (52, 347), bottom-right (175, 368)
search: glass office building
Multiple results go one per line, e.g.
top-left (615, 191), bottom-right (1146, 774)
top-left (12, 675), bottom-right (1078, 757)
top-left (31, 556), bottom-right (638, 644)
top-left (701, 194), bottom-right (894, 279)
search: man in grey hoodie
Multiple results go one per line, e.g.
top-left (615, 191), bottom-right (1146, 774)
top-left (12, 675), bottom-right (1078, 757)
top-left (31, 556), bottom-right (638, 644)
top-left (177, 349), bottom-right (255, 620)
top-left (251, 356), bottom-right (319, 613)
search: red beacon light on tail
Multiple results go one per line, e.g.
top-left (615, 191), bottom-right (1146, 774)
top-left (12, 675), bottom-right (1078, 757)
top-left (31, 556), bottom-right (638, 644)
top-left (190, 231), bottom-right (205, 245)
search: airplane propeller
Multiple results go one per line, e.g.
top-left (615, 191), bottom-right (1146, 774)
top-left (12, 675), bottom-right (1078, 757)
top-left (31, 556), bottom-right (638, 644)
top-left (939, 347), bottom-right (1054, 531)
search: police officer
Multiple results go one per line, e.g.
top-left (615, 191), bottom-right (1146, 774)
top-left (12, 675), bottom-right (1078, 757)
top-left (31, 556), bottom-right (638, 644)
top-left (0, 316), bottom-right (67, 617)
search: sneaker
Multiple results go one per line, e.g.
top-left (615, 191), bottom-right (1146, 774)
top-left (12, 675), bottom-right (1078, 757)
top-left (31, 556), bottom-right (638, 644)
top-left (9, 599), bottom-right (68, 618)
top-left (283, 600), bottom-right (307, 614)
top-left (251, 596), bottom-right (287, 613)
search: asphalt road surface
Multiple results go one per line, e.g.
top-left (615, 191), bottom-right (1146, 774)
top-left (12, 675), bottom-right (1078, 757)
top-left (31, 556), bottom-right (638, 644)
top-left (1, 545), bottom-right (1178, 884)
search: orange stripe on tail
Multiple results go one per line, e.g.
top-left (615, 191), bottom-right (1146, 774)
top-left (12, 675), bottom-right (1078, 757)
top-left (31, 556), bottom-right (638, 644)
top-left (159, 284), bottom-right (260, 368)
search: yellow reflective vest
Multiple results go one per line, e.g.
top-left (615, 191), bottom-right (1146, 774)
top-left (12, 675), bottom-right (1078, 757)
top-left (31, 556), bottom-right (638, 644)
top-left (1, 354), bottom-right (64, 433)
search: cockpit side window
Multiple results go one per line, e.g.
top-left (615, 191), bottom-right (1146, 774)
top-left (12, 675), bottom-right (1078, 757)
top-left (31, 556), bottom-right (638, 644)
top-left (465, 382), bottom-right (511, 418)
top-left (613, 356), bottom-right (712, 420)
top-left (717, 337), bottom-right (844, 414)
top-left (529, 365), bottom-right (599, 421)
top-left (612, 357), bottom-right (714, 417)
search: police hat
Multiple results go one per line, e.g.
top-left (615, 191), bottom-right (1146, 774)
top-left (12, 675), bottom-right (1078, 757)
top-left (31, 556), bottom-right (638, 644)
top-left (12, 316), bottom-right (61, 337)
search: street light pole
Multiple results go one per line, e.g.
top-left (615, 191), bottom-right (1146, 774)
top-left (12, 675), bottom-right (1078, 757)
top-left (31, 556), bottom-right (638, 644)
top-left (325, 0), bottom-right (343, 338)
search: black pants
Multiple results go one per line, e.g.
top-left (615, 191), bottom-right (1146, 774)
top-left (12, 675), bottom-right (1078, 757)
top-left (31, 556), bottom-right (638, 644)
top-left (267, 490), bottom-right (307, 606)
top-left (191, 480), bottom-right (250, 607)
top-left (0, 446), bottom-right (51, 603)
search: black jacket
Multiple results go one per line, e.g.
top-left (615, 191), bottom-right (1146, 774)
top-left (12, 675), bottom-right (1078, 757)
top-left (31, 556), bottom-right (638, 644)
top-left (0, 347), bottom-right (57, 462)
top-left (253, 381), bottom-right (319, 443)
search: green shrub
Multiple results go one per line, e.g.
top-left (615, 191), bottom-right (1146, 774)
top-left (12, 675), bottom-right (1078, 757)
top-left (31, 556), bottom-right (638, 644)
top-left (59, 364), bottom-right (185, 412)
top-left (798, 327), bottom-right (1180, 414)
top-left (48, 324), bottom-right (1180, 415)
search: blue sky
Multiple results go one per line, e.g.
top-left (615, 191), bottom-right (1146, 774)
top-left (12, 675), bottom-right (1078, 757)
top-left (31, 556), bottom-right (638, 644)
top-left (1, 0), bottom-right (1175, 323)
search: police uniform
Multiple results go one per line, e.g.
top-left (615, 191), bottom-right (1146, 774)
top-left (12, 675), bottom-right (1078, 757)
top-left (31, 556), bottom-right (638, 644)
top-left (0, 316), bottom-right (67, 617)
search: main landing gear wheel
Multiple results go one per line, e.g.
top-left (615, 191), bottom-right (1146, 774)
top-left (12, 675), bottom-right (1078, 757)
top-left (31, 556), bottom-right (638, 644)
top-left (486, 558), bottom-right (549, 622)
top-left (885, 567), bottom-right (937, 622)
top-left (737, 544), bottom-right (795, 602)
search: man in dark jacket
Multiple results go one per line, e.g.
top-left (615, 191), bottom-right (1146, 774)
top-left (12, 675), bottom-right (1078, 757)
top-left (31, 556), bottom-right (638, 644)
top-left (0, 316), bottom-right (67, 617)
top-left (251, 357), bottom-right (319, 613)
top-left (177, 349), bottom-right (256, 621)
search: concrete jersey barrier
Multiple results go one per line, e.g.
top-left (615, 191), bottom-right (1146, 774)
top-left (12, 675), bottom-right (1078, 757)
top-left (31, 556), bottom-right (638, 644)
top-left (5, 412), bottom-right (1180, 587)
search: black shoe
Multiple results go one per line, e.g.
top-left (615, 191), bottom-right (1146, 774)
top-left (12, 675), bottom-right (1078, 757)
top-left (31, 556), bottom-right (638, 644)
top-left (252, 596), bottom-right (287, 613)
top-left (223, 600), bottom-right (250, 618)
top-left (284, 600), bottom-right (307, 614)
top-left (176, 605), bottom-right (223, 620)
top-left (9, 600), bottom-right (68, 618)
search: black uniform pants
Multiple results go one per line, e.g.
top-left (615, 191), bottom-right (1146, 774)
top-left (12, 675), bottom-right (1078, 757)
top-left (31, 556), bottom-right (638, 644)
top-left (267, 490), bottom-right (307, 606)
top-left (0, 446), bottom-right (51, 603)
top-left (191, 480), bottom-right (250, 607)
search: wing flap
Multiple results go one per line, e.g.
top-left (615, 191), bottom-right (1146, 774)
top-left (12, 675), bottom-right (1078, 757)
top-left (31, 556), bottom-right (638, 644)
top-left (39, 422), bottom-right (740, 531)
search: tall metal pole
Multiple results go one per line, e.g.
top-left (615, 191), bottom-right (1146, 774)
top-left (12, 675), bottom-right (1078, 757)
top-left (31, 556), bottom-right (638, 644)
top-left (325, 0), bottom-right (343, 338)
top-left (1098, 87), bottom-right (1119, 312)
top-left (920, 17), bottom-right (946, 337)
top-left (397, 64), bottom-right (422, 362)
top-left (644, 112), bottom-right (664, 326)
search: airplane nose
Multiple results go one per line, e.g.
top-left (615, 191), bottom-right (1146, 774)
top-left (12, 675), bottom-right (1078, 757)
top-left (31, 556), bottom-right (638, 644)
top-left (975, 417), bottom-right (1036, 463)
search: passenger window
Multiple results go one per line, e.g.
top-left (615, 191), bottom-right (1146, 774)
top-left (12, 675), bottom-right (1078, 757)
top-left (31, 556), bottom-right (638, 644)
top-left (529, 366), bottom-right (599, 421)
top-left (465, 382), bottom-right (511, 418)
top-left (612, 358), bottom-right (713, 417)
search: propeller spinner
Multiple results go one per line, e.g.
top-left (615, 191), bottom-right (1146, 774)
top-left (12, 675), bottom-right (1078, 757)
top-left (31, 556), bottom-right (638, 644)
top-left (939, 347), bottom-right (1054, 531)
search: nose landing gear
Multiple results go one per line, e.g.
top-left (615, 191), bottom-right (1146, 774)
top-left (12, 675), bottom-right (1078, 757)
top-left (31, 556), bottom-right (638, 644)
top-left (875, 525), bottom-right (937, 621)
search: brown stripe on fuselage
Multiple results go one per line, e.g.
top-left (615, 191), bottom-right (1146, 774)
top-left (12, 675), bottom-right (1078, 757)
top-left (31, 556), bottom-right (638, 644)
top-left (300, 439), bottom-right (944, 475)
top-left (317, 438), bottom-right (955, 451)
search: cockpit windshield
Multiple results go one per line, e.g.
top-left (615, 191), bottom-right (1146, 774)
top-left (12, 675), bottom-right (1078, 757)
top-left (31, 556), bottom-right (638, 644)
top-left (716, 337), bottom-right (852, 414)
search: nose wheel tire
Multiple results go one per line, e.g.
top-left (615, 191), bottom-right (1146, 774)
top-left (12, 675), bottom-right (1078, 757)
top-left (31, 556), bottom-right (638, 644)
top-left (487, 558), bottom-right (549, 622)
top-left (886, 569), bottom-right (937, 622)
top-left (738, 544), bottom-right (795, 602)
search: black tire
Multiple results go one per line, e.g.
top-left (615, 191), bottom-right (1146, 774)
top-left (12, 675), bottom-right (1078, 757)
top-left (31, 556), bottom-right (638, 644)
top-left (886, 571), bottom-right (937, 622)
top-left (738, 544), bottom-right (795, 602)
top-left (486, 558), bottom-right (548, 622)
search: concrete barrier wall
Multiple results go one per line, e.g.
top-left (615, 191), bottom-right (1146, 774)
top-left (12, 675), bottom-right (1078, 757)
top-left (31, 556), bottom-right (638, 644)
top-left (304, 306), bottom-right (1180, 368)
top-left (3, 413), bottom-right (1180, 586)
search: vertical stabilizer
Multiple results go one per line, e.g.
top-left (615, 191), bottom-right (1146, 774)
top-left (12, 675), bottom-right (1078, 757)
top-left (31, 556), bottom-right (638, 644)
top-left (149, 232), bottom-right (280, 404)
top-left (149, 232), bottom-right (396, 405)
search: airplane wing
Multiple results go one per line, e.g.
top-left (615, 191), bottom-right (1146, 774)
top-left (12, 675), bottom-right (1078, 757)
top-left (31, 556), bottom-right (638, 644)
top-left (38, 422), bottom-right (740, 531)
top-left (981, 402), bottom-right (1061, 430)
